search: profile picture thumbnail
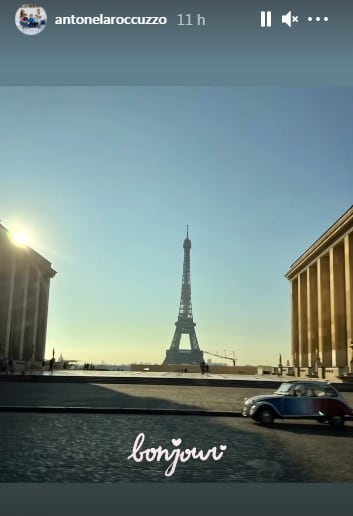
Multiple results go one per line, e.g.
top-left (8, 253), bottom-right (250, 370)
top-left (15, 4), bottom-right (47, 35)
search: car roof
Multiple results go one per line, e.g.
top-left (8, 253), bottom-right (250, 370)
top-left (281, 380), bottom-right (335, 388)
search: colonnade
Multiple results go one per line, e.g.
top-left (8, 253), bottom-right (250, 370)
top-left (0, 226), bottom-right (56, 364)
top-left (288, 225), bottom-right (353, 372)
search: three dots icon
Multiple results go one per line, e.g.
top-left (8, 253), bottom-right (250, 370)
top-left (308, 16), bottom-right (329, 22)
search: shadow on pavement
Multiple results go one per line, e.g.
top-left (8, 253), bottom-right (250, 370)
top-left (271, 420), bottom-right (353, 437)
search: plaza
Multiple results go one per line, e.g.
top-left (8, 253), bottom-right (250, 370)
top-left (1, 375), bottom-right (353, 482)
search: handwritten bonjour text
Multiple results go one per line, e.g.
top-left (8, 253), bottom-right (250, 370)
top-left (128, 432), bottom-right (227, 477)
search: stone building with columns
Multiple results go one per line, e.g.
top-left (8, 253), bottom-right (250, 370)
top-left (286, 206), bottom-right (353, 380)
top-left (0, 223), bottom-right (56, 367)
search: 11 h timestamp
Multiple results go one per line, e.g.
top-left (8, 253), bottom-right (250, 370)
top-left (177, 13), bottom-right (206, 27)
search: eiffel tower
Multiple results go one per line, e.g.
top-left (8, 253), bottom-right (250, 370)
top-left (163, 227), bottom-right (204, 365)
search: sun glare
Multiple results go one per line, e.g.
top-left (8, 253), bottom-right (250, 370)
top-left (11, 231), bottom-right (29, 247)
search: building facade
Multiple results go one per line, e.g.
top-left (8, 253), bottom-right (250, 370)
top-left (0, 224), bottom-right (56, 366)
top-left (286, 206), bottom-right (353, 379)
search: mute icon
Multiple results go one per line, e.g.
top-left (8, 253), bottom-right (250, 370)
top-left (282, 11), bottom-right (299, 28)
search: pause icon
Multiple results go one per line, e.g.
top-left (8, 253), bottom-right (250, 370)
top-left (261, 11), bottom-right (272, 27)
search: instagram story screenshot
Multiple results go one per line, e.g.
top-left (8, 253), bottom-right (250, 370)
top-left (1, 0), bottom-right (353, 514)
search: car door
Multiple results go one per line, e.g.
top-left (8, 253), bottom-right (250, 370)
top-left (319, 385), bottom-right (348, 417)
top-left (308, 384), bottom-right (343, 417)
top-left (282, 383), bottom-right (309, 416)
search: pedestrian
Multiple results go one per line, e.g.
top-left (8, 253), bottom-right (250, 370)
top-left (49, 357), bottom-right (55, 374)
top-left (199, 361), bottom-right (206, 375)
top-left (8, 357), bottom-right (15, 374)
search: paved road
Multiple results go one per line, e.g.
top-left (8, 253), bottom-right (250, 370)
top-left (0, 382), bottom-right (266, 411)
top-left (1, 381), bottom-right (353, 483)
top-left (1, 382), bottom-right (353, 413)
top-left (0, 413), bottom-right (352, 482)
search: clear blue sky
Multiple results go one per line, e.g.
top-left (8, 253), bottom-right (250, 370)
top-left (1, 87), bottom-right (352, 366)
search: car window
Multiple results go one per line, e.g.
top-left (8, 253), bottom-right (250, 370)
top-left (310, 387), bottom-right (325, 397)
top-left (275, 383), bottom-right (293, 394)
top-left (324, 385), bottom-right (338, 397)
top-left (309, 385), bottom-right (338, 397)
top-left (306, 387), bottom-right (314, 397)
top-left (293, 384), bottom-right (306, 397)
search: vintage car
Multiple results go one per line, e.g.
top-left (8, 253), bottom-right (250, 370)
top-left (242, 380), bottom-right (353, 427)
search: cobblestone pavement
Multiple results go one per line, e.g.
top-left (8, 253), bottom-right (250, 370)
top-left (0, 382), bottom-right (263, 411)
top-left (1, 381), bottom-right (353, 482)
top-left (1, 382), bottom-right (353, 413)
top-left (0, 413), bottom-right (353, 482)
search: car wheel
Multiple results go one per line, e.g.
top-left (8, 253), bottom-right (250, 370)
top-left (329, 416), bottom-right (345, 427)
top-left (255, 407), bottom-right (275, 425)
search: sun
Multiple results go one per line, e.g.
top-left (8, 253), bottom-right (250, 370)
top-left (10, 231), bottom-right (29, 247)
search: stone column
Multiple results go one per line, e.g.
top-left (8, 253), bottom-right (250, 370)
top-left (330, 243), bottom-right (347, 367)
top-left (298, 271), bottom-right (308, 367)
top-left (19, 264), bottom-right (29, 360)
top-left (317, 254), bottom-right (332, 366)
top-left (0, 252), bottom-right (12, 357)
top-left (344, 233), bottom-right (353, 369)
top-left (291, 277), bottom-right (299, 368)
top-left (35, 277), bottom-right (50, 361)
top-left (307, 264), bottom-right (318, 368)
top-left (31, 269), bottom-right (41, 362)
top-left (4, 251), bottom-right (16, 357)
